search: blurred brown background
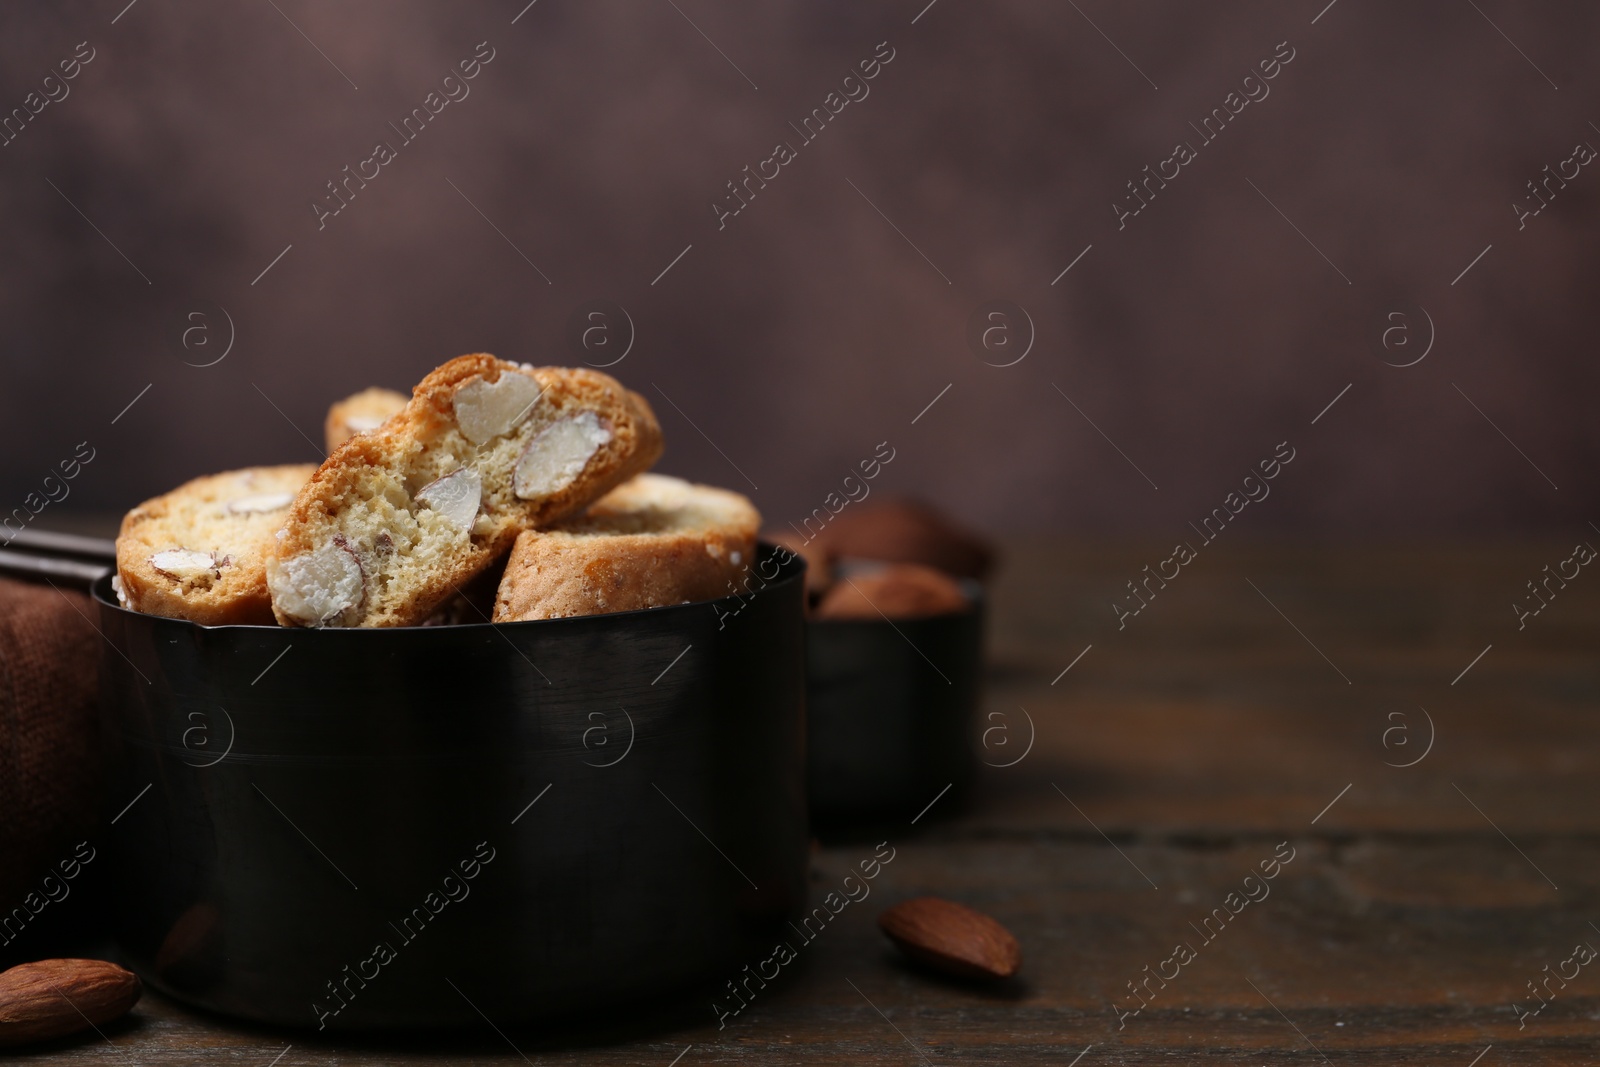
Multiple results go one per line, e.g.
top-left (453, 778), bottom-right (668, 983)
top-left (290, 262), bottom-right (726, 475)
top-left (1, 0), bottom-right (1596, 536)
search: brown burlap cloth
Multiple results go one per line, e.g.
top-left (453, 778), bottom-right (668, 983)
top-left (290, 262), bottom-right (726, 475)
top-left (0, 577), bottom-right (103, 911)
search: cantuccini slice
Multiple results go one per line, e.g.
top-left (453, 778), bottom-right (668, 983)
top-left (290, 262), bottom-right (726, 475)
top-left (493, 474), bottom-right (758, 621)
top-left (116, 464), bottom-right (316, 625)
top-left (324, 387), bottom-right (407, 451)
top-left (268, 355), bottom-right (662, 627)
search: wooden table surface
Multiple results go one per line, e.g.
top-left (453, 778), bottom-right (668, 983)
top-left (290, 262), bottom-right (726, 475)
top-left (16, 540), bottom-right (1600, 1064)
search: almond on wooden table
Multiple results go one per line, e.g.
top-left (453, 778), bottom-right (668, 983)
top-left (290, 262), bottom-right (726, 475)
top-left (0, 958), bottom-right (142, 1047)
top-left (878, 897), bottom-right (1021, 980)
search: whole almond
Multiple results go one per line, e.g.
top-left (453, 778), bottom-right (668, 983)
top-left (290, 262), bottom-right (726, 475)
top-left (815, 498), bottom-right (996, 580)
top-left (878, 897), bottom-right (1021, 980)
top-left (0, 959), bottom-right (142, 1047)
top-left (813, 564), bottom-right (969, 620)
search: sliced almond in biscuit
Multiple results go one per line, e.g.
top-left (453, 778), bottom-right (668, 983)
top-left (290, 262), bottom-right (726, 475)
top-left (266, 536), bottom-right (365, 626)
top-left (514, 413), bottom-right (611, 499)
top-left (453, 373), bottom-right (544, 444)
top-left (415, 468), bottom-right (482, 530)
top-left (226, 491), bottom-right (295, 514)
top-left (149, 549), bottom-right (219, 581)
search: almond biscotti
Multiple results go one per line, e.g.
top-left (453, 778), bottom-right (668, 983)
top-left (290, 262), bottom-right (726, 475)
top-left (325, 387), bottom-right (407, 450)
top-left (492, 473), bottom-right (758, 621)
top-left (116, 464), bottom-right (316, 626)
top-left (267, 355), bottom-right (663, 627)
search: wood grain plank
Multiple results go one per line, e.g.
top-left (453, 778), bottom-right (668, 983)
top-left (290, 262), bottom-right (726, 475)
top-left (13, 542), bottom-right (1599, 1063)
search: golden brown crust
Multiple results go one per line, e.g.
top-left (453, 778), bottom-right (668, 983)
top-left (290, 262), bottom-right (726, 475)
top-left (324, 387), bottom-right (407, 451)
top-left (115, 465), bottom-right (316, 626)
top-left (269, 355), bottom-right (663, 627)
top-left (493, 474), bottom-right (758, 621)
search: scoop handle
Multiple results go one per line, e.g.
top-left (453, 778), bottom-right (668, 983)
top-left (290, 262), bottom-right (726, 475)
top-left (0, 528), bottom-right (117, 589)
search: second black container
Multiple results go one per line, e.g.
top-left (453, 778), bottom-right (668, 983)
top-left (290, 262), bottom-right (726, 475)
top-left (805, 582), bottom-right (982, 824)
